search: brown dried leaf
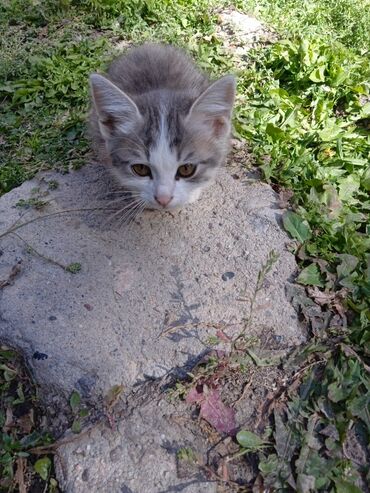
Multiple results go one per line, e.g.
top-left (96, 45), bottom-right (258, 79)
top-left (14, 457), bottom-right (27, 493)
top-left (307, 286), bottom-right (348, 317)
top-left (186, 385), bottom-right (236, 435)
top-left (277, 189), bottom-right (294, 208)
top-left (3, 407), bottom-right (14, 432)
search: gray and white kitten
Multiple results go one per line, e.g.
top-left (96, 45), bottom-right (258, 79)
top-left (89, 43), bottom-right (235, 210)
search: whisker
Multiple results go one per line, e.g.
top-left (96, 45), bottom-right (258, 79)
top-left (127, 202), bottom-right (146, 229)
top-left (119, 200), bottom-right (146, 229)
top-left (117, 201), bottom-right (143, 227)
top-left (108, 199), bottom-right (143, 224)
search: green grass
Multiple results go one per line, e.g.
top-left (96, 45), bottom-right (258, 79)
top-left (232, 1), bottom-right (370, 490)
top-left (0, 0), bottom-right (369, 491)
top-left (238, 0), bottom-right (370, 53)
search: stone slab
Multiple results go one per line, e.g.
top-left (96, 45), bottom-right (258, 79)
top-left (0, 161), bottom-right (304, 492)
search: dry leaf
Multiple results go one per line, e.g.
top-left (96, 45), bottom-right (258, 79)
top-left (104, 384), bottom-right (124, 410)
top-left (186, 385), bottom-right (236, 435)
top-left (307, 286), bottom-right (348, 317)
top-left (14, 457), bottom-right (27, 493)
top-left (278, 189), bottom-right (294, 208)
top-left (3, 407), bottom-right (14, 432)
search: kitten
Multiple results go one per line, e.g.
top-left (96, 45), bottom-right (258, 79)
top-left (89, 43), bottom-right (235, 210)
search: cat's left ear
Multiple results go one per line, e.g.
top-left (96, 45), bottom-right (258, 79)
top-left (186, 75), bottom-right (236, 138)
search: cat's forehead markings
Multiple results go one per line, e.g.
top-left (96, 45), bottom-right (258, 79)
top-left (167, 105), bottom-right (181, 149)
top-left (149, 112), bottom-right (177, 172)
top-left (143, 105), bottom-right (161, 153)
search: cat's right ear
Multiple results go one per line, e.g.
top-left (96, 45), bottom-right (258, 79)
top-left (89, 74), bottom-right (142, 139)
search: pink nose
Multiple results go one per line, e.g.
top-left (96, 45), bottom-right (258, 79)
top-left (155, 195), bottom-right (173, 207)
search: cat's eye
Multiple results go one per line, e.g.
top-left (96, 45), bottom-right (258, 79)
top-left (131, 164), bottom-right (152, 177)
top-left (176, 164), bottom-right (196, 179)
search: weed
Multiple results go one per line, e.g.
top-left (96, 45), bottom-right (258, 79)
top-left (69, 390), bottom-right (89, 434)
top-left (231, 6), bottom-right (369, 488)
top-left (65, 262), bottom-right (81, 274)
top-left (16, 198), bottom-right (49, 210)
top-left (0, 345), bottom-right (58, 491)
top-left (177, 447), bottom-right (197, 463)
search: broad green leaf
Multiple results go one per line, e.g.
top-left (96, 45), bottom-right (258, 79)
top-left (71, 418), bottom-right (82, 434)
top-left (338, 175), bottom-right (360, 202)
top-left (265, 123), bottom-right (285, 141)
top-left (236, 430), bottom-right (266, 450)
top-left (362, 167), bottom-right (370, 191)
top-left (69, 391), bottom-right (81, 412)
top-left (359, 102), bottom-right (370, 117)
top-left (330, 66), bottom-right (348, 86)
top-left (309, 65), bottom-right (326, 82)
top-left (79, 408), bottom-right (89, 418)
top-left (335, 479), bottom-right (363, 493)
top-left (283, 211), bottom-right (312, 242)
top-left (34, 457), bottom-right (51, 481)
top-left (327, 380), bottom-right (352, 403)
top-left (319, 123), bottom-right (342, 141)
top-left (348, 393), bottom-right (370, 428)
top-left (336, 254), bottom-right (359, 278)
top-left (297, 264), bottom-right (324, 287)
top-left (339, 272), bottom-right (358, 289)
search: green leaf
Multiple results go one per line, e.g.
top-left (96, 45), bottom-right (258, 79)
top-left (336, 254), bottom-right (359, 279)
top-left (258, 453), bottom-right (279, 474)
top-left (359, 102), bottom-right (370, 117)
top-left (79, 408), bottom-right (89, 418)
top-left (69, 391), bottom-right (81, 412)
top-left (265, 123), bottom-right (286, 141)
top-left (327, 382), bottom-right (348, 403)
top-left (362, 167), bottom-right (370, 191)
top-left (338, 175), bottom-right (360, 202)
top-left (283, 211), bottom-right (312, 242)
top-left (237, 430), bottom-right (266, 450)
top-left (34, 457), bottom-right (51, 481)
top-left (348, 393), bottom-right (370, 428)
top-left (335, 479), bottom-right (363, 493)
top-left (297, 264), bottom-right (324, 287)
top-left (318, 123), bottom-right (342, 141)
top-left (309, 65), bottom-right (326, 82)
top-left (71, 419), bottom-right (82, 434)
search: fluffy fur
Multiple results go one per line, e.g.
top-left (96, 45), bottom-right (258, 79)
top-left (89, 43), bottom-right (235, 210)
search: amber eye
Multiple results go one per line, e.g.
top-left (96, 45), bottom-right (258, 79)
top-left (131, 164), bottom-right (152, 177)
top-left (176, 164), bottom-right (196, 179)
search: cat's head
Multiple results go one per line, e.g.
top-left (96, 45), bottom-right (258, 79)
top-left (89, 74), bottom-right (235, 209)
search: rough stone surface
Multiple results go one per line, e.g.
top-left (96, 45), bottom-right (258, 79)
top-left (0, 163), bottom-right (303, 395)
top-left (216, 9), bottom-right (277, 57)
top-left (0, 159), bottom-right (304, 492)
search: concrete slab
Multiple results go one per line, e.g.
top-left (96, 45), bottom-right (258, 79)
top-left (0, 161), bottom-right (304, 492)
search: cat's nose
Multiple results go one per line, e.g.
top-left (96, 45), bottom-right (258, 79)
top-left (155, 194), bottom-right (173, 207)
